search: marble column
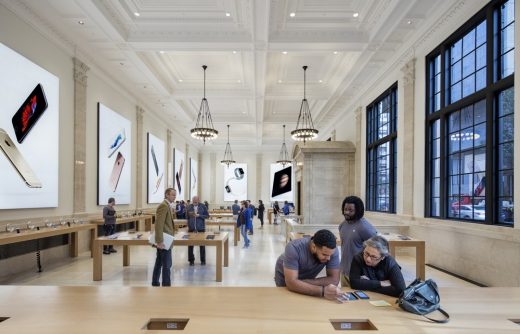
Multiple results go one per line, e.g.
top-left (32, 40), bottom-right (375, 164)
top-left (354, 107), bottom-right (362, 197)
top-left (72, 58), bottom-right (89, 214)
top-left (256, 153), bottom-right (262, 202)
top-left (185, 144), bottom-right (190, 199)
top-left (399, 58), bottom-right (416, 216)
top-left (166, 129), bottom-right (172, 188)
top-left (136, 107), bottom-right (145, 208)
top-left (210, 152), bottom-right (217, 203)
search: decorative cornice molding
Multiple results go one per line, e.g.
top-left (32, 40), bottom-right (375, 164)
top-left (401, 58), bottom-right (416, 86)
top-left (73, 58), bottom-right (90, 86)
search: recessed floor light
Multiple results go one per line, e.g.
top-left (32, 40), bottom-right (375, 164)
top-left (353, 12), bottom-right (359, 18)
top-left (290, 12), bottom-right (296, 17)
top-left (134, 12), bottom-right (140, 17)
top-left (78, 20), bottom-right (85, 25)
top-left (319, 80), bottom-right (323, 83)
top-left (225, 12), bottom-right (231, 17)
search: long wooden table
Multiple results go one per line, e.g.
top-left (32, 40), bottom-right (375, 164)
top-left (93, 231), bottom-right (229, 282)
top-left (174, 219), bottom-right (241, 246)
top-left (90, 214), bottom-right (154, 232)
top-left (0, 285), bottom-right (519, 333)
top-left (290, 231), bottom-right (426, 280)
top-left (0, 222), bottom-right (96, 257)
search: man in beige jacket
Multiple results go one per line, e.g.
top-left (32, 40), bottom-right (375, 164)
top-left (152, 188), bottom-right (177, 286)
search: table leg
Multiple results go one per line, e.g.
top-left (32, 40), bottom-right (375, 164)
top-left (93, 240), bottom-right (102, 281)
top-left (123, 245), bottom-right (130, 266)
top-left (70, 231), bottom-right (79, 257)
top-left (145, 218), bottom-right (151, 232)
top-left (216, 241), bottom-right (223, 282)
top-left (234, 226), bottom-right (238, 246)
top-left (224, 238), bottom-right (229, 267)
top-left (417, 243), bottom-right (426, 280)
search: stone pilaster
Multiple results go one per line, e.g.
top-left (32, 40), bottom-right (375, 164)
top-left (400, 58), bottom-right (416, 216)
top-left (185, 144), bottom-right (190, 199)
top-left (210, 152), bottom-right (217, 203)
top-left (166, 129), bottom-right (172, 188)
top-left (136, 106), bottom-right (145, 208)
top-left (72, 58), bottom-right (89, 214)
top-left (354, 107), bottom-right (362, 197)
top-left (256, 153), bottom-right (262, 202)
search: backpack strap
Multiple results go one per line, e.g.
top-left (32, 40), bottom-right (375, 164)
top-left (422, 307), bottom-right (450, 323)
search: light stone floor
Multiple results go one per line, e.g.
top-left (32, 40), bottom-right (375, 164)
top-left (0, 222), bottom-right (476, 288)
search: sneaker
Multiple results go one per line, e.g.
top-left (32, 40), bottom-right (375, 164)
top-left (201, 262), bottom-right (206, 266)
top-left (189, 262), bottom-right (194, 266)
top-left (103, 250), bottom-right (110, 255)
top-left (109, 248), bottom-right (117, 253)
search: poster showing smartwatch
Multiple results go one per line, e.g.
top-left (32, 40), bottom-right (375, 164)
top-left (173, 148), bottom-right (185, 200)
top-left (97, 103), bottom-right (131, 205)
top-left (270, 163), bottom-right (294, 202)
top-left (0, 42), bottom-right (59, 209)
top-left (190, 158), bottom-right (198, 198)
top-left (223, 163), bottom-right (247, 201)
top-left (147, 133), bottom-right (165, 203)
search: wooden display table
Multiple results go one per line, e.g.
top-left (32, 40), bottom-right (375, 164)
top-left (174, 219), bottom-right (240, 246)
top-left (209, 213), bottom-right (234, 219)
top-left (93, 231), bottom-right (229, 282)
top-left (90, 214), bottom-right (153, 232)
top-left (290, 231), bottom-right (426, 280)
top-left (267, 208), bottom-right (274, 224)
top-left (0, 285), bottom-right (519, 333)
top-left (0, 222), bottom-right (96, 257)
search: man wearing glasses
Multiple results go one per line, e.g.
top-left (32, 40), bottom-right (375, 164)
top-left (349, 235), bottom-right (406, 297)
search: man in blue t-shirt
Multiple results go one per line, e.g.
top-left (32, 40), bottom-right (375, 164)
top-left (274, 229), bottom-right (342, 300)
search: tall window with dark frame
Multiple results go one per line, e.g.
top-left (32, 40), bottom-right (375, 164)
top-left (366, 84), bottom-right (397, 213)
top-left (426, 0), bottom-right (514, 225)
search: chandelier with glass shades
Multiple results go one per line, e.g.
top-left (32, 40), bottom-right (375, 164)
top-left (291, 65), bottom-right (318, 143)
top-left (276, 125), bottom-right (292, 166)
top-left (220, 125), bottom-right (236, 167)
top-left (190, 65), bottom-right (218, 143)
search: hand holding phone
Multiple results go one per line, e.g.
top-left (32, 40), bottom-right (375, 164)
top-left (336, 292), bottom-right (358, 303)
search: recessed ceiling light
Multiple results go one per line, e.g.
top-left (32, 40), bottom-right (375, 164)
top-left (407, 20), bottom-right (412, 25)
top-left (134, 12), bottom-right (140, 17)
top-left (278, 80), bottom-right (282, 83)
top-left (242, 111), bottom-right (246, 114)
top-left (333, 51), bottom-right (338, 55)
top-left (319, 80), bottom-right (323, 83)
top-left (289, 12), bottom-right (296, 17)
top-left (232, 50), bottom-right (237, 54)
top-left (78, 20), bottom-right (85, 25)
top-left (282, 51), bottom-right (288, 55)
top-left (353, 12), bottom-right (359, 18)
top-left (178, 79), bottom-right (183, 83)
top-left (225, 12), bottom-right (231, 17)
top-left (237, 80), bottom-right (241, 83)
top-left (159, 51), bottom-right (165, 54)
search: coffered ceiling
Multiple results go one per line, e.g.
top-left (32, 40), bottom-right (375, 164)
top-left (1, 0), bottom-right (452, 151)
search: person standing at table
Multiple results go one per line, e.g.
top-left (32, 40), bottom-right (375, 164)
top-left (274, 229), bottom-right (342, 300)
top-left (237, 200), bottom-right (251, 248)
top-left (102, 197), bottom-right (117, 255)
top-left (257, 200), bottom-right (265, 228)
top-left (187, 196), bottom-right (209, 266)
top-left (273, 201), bottom-right (281, 225)
top-left (152, 188), bottom-right (177, 287)
top-left (232, 200), bottom-right (240, 221)
top-left (338, 195), bottom-right (377, 286)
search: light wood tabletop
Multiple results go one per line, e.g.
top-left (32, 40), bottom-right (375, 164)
top-left (90, 214), bottom-right (154, 232)
top-left (93, 231), bottom-right (229, 282)
top-left (0, 285), bottom-right (518, 333)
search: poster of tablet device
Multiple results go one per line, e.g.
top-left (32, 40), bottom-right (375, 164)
top-left (173, 149), bottom-right (185, 200)
top-left (270, 163), bottom-right (293, 202)
top-left (0, 42), bottom-right (59, 209)
top-left (190, 158), bottom-right (198, 198)
top-left (147, 133), bottom-right (165, 203)
top-left (223, 163), bottom-right (247, 201)
top-left (97, 103), bottom-right (131, 205)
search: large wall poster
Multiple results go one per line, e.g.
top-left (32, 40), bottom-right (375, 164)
top-left (223, 163), bottom-right (247, 201)
top-left (147, 133), bottom-right (165, 203)
top-left (97, 103), bottom-right (131, 205)
top-left (173, 148), bottom-right (185, 200)
top-left (270, 163), bottom-right (293, 202)
top-left (0, 42), bottom-right (59, 209)
top-left (190, 158), bottom-right (198, 199)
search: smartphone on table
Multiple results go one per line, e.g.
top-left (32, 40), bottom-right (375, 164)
top-left (353, 291), bottom-right (370, 299)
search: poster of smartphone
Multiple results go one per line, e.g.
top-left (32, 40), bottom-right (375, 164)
top-left (0, 43), bottom-right (59, 209)
top-left (190, 158), bottom-right (198, 198)
top-left (223, 163), bottom-right (247, 201)
top-left (97, 103), bottom-right (131, 205)
top-left (147, 133), bottom-right (165, 203)
top-left (173, 148), bottom-right (185, 200)
top-left (270, 163), bottom-right (294, 201)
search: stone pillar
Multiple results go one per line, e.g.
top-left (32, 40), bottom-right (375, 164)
top-left (166, 129), bottom-right (172, 188)
top-left (72, 58), bottom-right (89, 214)
top-left (293, 142), bottom-right (356, 224)
top-left (354, 107), bottom-right (363, 197)
top-left (210, 152), bottom-right (217, 204)
top-left (185, 144), bottom-right (190, 199)
top-left (256, 153), bottom-right (262, 202)
top-left (399, 59), bottom-right (416, 216)
top-left (136, 106), bottom-right (145, 208)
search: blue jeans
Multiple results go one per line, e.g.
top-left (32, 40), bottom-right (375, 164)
top-left (152, 248), bottom-right (172, 286)
top-left (240, 225), bottom-right (249, 247)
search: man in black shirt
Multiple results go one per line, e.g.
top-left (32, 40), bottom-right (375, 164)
top-left (102, 197), bottom-right (117, 255)
top-left (349, 235), bottom-right (405, 297)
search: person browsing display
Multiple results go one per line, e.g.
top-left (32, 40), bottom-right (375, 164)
top-left (152, 188), bottom-right (177, 287)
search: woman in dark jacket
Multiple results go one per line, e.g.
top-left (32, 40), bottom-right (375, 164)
top-left (257, 200), bottom-right (265, 228)
top-left (349, 235), bottom-right (406, 297)
top-left (273, 201), bottom-right (281, 225)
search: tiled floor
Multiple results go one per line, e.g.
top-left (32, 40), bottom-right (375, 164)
top-left (0, 222), bottom-right (476, 288)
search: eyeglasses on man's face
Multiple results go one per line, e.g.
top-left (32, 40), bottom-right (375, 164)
top-left (363, 250), bottom-right (382, 261)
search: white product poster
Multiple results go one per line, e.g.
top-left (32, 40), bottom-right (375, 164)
top-left (97, 103), bottom-right (131, 205)
top-left (223, 163), bottom-right (247, 201)
top-left (270, 163), bottom-right (293, 202)
top-left (190, 158), bottom-right (198, 198)
top-left (147, 133), bottom-right (165, 203)
top-left (173, 149), bottom-right (185, 200)
top-left (0, 42), bottom-right (59, 209)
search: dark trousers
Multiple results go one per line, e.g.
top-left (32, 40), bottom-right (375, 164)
top-left (258, 213), bottom-right (264, 226)
top-left (152, 248), bottom-right (172, 286)
top-left (188, 228), bottom-right (205, 264)
top-left (103, 224), bottom-right (115, 251)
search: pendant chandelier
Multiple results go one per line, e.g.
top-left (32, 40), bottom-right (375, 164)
top-left (190, 65), bottom-right (218, 143)
top-left (276, 125), bottom-right (292, 166)
top-left (220, 125), bottom-right (236, 167)
top-left (291, 65), bottom-right (318, 143)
